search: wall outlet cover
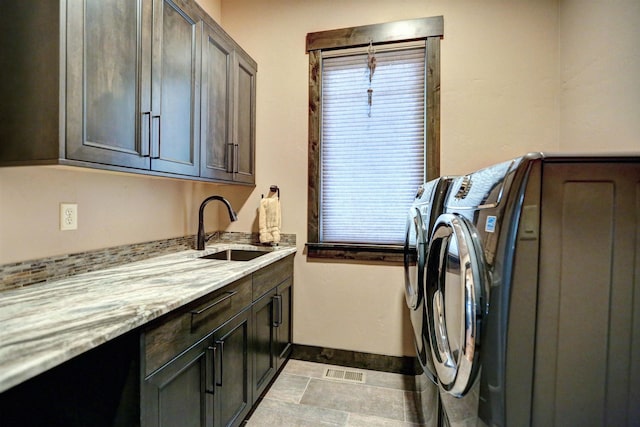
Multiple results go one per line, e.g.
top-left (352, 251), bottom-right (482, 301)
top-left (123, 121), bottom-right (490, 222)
top-left (60, 203), bottom-right (78, 231)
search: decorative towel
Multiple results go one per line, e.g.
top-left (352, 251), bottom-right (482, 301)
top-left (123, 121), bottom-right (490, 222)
top-left (259, 195), bottom-right (281, 244)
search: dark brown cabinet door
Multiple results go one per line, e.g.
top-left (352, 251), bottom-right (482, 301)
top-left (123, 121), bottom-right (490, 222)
top-left (212, 309), bottom-right (252, 427)
top-left (201, 23), bottom-right (234, 181)
top-left (2, 0), bottom-right (255, 185)
top-left (275, 278), bottom-right (293, 368)
top-left (252, 289), bottom-right (277, 399)
top-left (252, 277), bottom-right (293, 400)
top-left (201, 23), bottom-right (256, 184)
top-left (66, 0), bottom-right (152, 169)
top-left (150, 0), bottom-right (201, 176)
top-left (143, 337), bottom-right (212, 427)
top-left (232, 53), bottom-right (256, 184)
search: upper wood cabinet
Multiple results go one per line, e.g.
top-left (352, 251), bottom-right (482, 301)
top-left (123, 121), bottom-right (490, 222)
top-left (66, 0), bottom-right (152, 170)
top-left (201, 23), bottom-right (256, 184)
top-left (149, 0), bottom-right (202, 176)
top-left (232, 53), bottom-right (257, 184)
top-left (0, 0), bottom-right (255, 184)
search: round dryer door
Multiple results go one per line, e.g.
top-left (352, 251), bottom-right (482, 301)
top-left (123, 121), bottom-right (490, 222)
top-left (425, 213), bottom-right (487, 397)
top-left (404, 206), bottom-right (427, 310)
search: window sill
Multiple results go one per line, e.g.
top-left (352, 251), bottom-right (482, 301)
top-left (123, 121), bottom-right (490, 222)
top-left (305, 242), bottom-right (405, 263)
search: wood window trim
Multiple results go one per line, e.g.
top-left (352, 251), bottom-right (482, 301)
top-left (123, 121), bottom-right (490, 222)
top-left (306, 17), bottom-right (443, 262)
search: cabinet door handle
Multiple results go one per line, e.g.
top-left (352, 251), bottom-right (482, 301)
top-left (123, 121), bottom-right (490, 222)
top-left (151, 115), bottom-right (161, 159)
top-left (205, 345), bottom-right (216, 395)
top-left (226, 143), bottom-right (234, 173)
top-left (215, 340), bottom-right (224, 387)
top-left (272, 295), bottom-right (282, 327)
top-left (234, 143), bottom-right (239, 173)
top-left (141, 112), bottom-right (151, 157)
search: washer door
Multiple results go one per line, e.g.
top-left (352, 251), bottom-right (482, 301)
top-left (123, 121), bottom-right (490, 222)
top-left (404, 206), bottom-right (426, 310)
top-left (425, 213), bottom-right (486, 397)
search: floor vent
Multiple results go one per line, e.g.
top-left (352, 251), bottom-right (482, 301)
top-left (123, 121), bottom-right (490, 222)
top-left (322, 368), bottom-right (366, 384)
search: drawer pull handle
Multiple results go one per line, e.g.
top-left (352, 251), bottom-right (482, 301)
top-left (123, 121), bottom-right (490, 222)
top-left (190, 291), bottom-right (238, 331)
top-left (191, 291), bottom-right (237, 317)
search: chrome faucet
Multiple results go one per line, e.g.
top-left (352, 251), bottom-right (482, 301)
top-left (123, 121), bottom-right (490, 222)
top-left (197, 196), bottom-right (238, 250)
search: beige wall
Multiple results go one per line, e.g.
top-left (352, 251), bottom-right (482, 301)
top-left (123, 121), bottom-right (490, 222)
top-left (558, 0), bottom-right (640, 151)
top-left (0, 167), bottom-right (229, 264)
top-left (1, 0), bottom-right (637, 358)
top-left (195, 0), bottom-right (222, 22)
top-left (219, 0), bottom-right (560, 357)
top-left (0, 0), bottom-right (225, 265)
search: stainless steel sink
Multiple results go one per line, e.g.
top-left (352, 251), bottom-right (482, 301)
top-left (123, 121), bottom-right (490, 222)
top-left (199, 249), bottom-right (268, 261)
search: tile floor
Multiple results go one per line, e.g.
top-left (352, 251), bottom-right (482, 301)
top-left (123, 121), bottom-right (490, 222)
top-left (246, 359), bottom-right (429, 426)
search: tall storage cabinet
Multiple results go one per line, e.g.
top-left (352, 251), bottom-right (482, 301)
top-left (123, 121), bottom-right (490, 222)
top-left (0, 0), bottom-right (255, 184)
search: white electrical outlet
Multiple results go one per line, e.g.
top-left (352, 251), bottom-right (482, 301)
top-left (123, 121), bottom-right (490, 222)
top-left (60, 203), bottom-right (78, 231)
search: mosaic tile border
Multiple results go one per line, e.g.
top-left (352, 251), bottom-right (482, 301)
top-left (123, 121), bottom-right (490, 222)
top-left (0, 232), bottom-right (296, 291)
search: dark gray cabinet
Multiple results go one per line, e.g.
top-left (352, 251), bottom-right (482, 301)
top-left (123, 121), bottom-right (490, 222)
top-left (66, 0), bottom-right (152, 169)
top-left (252, 279), bottom-right (292, 399)
top-left (142, 255), bottom-right (293, 427)
top-left (67, 0), bottom-right (201, 176)
top-left (212, 309), bottom-right (252, 427)
top-left (252, 289), bottom-right (278, 398)
top-left (231, 53), bottom-right (257, 184)
top-left (252, 257), bottom-right (294, 399)
top-left (143, 336), bottom-right (211, 427)
top-left (150, 0), bottom-right (201, 176)
top-left (0, 0), bottom-right (254, 184)
top-left (142, 276), bottom-right (252, 427)
top-left (201, 22), bottom-right (256, 184)
top-left (143, 309), bottom-right (252, 427)
top-left (275, 278), bottom-right (293, 368)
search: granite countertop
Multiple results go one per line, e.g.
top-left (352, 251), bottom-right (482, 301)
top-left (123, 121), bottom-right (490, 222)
top-left (0, 243), bottom-right (296, 394)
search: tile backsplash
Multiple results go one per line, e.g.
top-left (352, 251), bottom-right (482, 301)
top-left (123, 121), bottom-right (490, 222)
top-left (0, 232), bottom-right (296, 291)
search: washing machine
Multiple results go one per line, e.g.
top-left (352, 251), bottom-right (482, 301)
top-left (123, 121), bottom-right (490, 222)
top-left (424, 153), bottom-right (640, 427)
top-left (404, 177), bottom-right (454, 426)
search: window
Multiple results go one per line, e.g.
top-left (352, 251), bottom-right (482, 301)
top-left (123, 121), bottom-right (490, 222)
top-left (321, 46), bottom-right (425, 245)
top-left (306, 17), bottom-right (444, 262)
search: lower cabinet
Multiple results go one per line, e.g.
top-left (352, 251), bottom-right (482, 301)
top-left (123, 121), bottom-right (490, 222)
top-left (142, 254), bottom-right (294, 427)
top-left (0, 256), bottom-right (294, 427)
top-left (252, 277), bottom-right (293, 399)
top-left (212, 309), bottom-right (252, 427)
top-left (142, 336), bottom-right (212, 427)
top-left (275, 278), bottom-right (293, 368)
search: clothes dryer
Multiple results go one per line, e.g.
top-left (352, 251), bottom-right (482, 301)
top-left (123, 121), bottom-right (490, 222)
top-left (404, 177), bottom-right (454, 426)
top-left (424, 153), bottom-right (640, 427)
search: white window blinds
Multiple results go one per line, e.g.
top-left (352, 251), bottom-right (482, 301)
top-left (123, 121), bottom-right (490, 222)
top-left (320, 47), bottom-right (426, 245)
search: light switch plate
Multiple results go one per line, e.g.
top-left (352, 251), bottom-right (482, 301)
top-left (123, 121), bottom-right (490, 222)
top-left (60, 203), bottom-right (78, 231)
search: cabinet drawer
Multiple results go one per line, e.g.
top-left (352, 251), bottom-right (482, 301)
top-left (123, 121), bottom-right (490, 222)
top-left (252, 255), bottom-right (293, 301)
top-left (143, 276), bottom-right (251, 375)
